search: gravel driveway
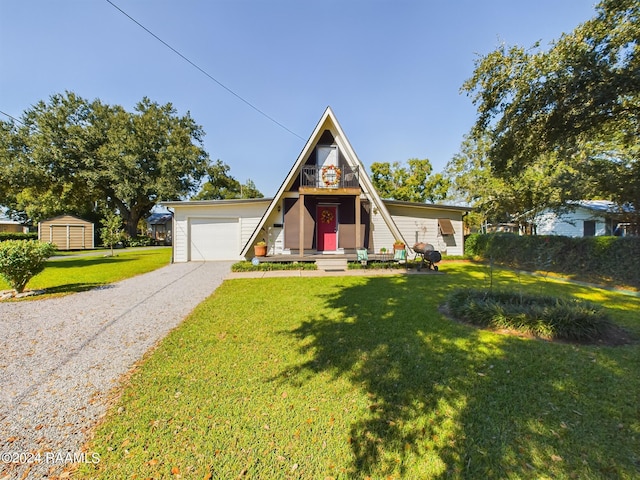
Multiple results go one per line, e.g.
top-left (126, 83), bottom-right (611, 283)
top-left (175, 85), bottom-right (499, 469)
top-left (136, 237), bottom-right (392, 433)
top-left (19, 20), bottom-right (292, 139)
top-left (0, 261), bottom-right (231, 479)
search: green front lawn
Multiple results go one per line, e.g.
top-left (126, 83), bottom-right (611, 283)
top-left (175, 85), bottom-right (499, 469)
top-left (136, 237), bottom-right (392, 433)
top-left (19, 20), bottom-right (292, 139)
top-left (79, 263), bottom-right (639, 479)
top-left (0, 247), bottom-right (171, 298)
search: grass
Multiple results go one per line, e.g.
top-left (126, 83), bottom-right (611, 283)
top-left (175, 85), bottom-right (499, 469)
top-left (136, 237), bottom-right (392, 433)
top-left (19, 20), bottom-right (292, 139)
top-left (78, 262), bottom-right (640, 479)
top-left (0, 247), bottom-right (172, 299)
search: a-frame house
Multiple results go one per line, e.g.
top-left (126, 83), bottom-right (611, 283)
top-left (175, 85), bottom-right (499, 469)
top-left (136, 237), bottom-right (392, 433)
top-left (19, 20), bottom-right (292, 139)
top-left (164, 107), bottom-right (469, 262)
top-left (240, 106), bottom-right (403, 257)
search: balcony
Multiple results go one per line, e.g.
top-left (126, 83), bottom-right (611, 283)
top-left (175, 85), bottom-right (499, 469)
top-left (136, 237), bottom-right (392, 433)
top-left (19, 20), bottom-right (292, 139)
top-left (300, 164), bottom-right (360, 192)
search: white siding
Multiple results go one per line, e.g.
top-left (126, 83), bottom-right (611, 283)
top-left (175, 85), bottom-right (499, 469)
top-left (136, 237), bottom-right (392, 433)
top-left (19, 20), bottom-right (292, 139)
top-left (535, 208), bottom-right (608, 237)
top-left (169, 199), bottom-right (468, 260)
top-left (386, 204), bottom-right (465, 256)
top-left (370, 211), bottom-right (395, 253)
top-left (169, 201), bottom-right (269, 262)
top-left (173, 215), bottom-right (189, 262)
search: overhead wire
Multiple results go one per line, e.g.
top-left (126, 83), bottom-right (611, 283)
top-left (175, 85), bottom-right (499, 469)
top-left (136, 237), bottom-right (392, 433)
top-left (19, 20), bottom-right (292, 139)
top-left (0, 110), bottom-right (25, 125)
top-left (104, 0), bottom-right (304, 141)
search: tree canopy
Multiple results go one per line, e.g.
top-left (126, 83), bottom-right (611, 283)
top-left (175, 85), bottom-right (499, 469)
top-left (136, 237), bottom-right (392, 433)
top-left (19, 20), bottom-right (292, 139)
top-left (446, 134), bottom-right (591, 232)
top-left (370, 158), bottom-right (449, 203)
top-left (0, 92), bottom-right (210, 235)
top-left (192, 160), bottom-right (263, 200)
top-left (462, 0), bottom-right (639, 229)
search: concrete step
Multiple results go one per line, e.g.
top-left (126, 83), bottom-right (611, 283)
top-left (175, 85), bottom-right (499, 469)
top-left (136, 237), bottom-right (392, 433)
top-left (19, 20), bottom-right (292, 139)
top-left (315, 257), bottom-right (348, 272)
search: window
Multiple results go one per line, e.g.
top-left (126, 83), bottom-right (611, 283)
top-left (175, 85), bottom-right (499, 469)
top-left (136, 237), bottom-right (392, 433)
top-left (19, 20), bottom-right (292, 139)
top-left (317, 146), bottom-right (338, 168)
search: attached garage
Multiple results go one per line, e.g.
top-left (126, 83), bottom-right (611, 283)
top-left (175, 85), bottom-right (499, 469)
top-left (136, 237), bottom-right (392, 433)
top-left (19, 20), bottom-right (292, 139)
top-left (38, 214), bottom-right (94, 250)
top-left (163, 199), bottom-right (272, 262)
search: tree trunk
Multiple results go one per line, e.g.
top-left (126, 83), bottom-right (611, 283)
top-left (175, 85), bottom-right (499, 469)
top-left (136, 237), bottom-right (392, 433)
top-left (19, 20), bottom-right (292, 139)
top-left (125, 211), bottom-right (141, 238)
top-left (109, 195), bottom-right (154, 238)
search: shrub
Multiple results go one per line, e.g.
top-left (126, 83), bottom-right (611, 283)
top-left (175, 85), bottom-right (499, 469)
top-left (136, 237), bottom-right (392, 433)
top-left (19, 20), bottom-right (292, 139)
top-left (446, 288), bottom-right (613, 342)
top-left (231, 261), bottom-right (317, 272)
top-left (124, 235), bottom-right (155, 247)
top-left (0, 232), bottom-right (37, 242)
top-left (464, 233), bottom-right (640, 288)
top-left (0, 240), bottom-right (57, 293)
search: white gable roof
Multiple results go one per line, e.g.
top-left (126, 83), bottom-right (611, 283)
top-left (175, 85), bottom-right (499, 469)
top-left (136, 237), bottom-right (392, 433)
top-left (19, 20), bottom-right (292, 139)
top-left (240, 107), bottom-right (404, 256)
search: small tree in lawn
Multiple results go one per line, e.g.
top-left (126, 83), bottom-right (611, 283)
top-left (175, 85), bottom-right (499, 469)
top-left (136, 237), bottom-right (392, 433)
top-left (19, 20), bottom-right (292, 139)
top-left (0, 240), bottom-right (56, 294)
top-left (101, 211), bottom-right (123, 257)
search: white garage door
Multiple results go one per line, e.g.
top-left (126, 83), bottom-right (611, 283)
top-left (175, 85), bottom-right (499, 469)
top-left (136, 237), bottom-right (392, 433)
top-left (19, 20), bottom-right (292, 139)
top-left (189, 218), bottom-right (239, 261)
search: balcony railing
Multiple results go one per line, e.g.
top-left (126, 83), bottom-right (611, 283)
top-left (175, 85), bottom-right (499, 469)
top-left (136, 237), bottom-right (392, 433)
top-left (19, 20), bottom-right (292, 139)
top-left (300, 164), bottom-right (359, 189)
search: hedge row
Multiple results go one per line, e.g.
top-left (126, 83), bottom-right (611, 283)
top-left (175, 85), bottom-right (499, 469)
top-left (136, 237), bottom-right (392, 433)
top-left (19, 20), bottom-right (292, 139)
top-left (465, 233), bottom-right (640, 289)
top-left (231, 261), bottom-right (317, 272)
top-left (0, 232), bottom-right (38, 242)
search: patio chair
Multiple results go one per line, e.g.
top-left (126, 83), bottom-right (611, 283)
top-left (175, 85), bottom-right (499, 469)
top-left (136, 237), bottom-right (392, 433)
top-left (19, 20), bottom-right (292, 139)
top-left (393, 248), bottom-right (408, 269)
top-left (356, 248), bottom-right (368, 267)
top-left (303, 171), bottom-right (316, 187)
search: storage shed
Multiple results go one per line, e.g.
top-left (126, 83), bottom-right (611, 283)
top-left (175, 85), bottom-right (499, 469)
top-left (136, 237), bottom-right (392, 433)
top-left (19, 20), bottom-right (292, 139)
top-left (38, 214), bottom-right (94, 250)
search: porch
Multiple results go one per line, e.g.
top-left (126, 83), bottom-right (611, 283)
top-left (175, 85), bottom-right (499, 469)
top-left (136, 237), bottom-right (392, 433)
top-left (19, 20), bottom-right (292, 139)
top-left (254, 249), bottom-right (412, 272)
top-left (258, 252), bottom-right (398, 263)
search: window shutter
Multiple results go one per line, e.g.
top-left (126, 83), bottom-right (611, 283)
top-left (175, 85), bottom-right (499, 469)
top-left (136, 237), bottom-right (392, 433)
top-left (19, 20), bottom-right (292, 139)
top-left (438, 218), bottom-right (455, 236)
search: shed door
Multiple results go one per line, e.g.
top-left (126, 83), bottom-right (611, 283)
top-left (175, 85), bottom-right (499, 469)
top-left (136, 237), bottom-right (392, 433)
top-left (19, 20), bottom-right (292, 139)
top-left (189, 218), bottom-right (239, 261)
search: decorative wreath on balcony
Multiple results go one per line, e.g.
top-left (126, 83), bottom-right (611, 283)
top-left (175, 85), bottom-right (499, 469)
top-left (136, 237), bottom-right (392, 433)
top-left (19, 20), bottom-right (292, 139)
top-left (321, 209), bottom-right (334, 224)
top-left (321, 164), bottom-right (341, 187)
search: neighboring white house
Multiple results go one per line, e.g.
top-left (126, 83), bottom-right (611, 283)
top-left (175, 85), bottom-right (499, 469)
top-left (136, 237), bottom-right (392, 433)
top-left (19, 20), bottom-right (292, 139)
top-left (534, 200), bottom-right (631, 237)
top-left (163, 107), bottom-right (470, 262)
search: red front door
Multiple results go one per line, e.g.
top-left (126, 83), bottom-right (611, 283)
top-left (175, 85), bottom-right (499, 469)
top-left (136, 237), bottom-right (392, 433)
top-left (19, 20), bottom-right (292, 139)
top-left (317, 206), bottom-right (337, 251)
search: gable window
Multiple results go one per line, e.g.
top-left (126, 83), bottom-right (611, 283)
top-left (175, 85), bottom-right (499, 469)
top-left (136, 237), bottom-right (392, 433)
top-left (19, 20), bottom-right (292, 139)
top-left (583, 220), bottom-right (596, 237)
top-left (317, 146), bottom-right (339, 188)
top-left (317, 146), bottom-right (338, 168)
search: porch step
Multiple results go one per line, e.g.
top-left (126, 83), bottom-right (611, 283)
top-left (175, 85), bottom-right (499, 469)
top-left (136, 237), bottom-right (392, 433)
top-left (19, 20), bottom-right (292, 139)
top-left (315, 257), bottom-right (348, 272)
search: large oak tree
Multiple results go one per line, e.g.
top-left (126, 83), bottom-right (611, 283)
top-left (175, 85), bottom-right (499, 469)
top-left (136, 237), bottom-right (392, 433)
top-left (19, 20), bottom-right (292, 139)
top-left (0, 92), bottom-right (210, 236)
top-left (462, 0), bottom-right (639, 230)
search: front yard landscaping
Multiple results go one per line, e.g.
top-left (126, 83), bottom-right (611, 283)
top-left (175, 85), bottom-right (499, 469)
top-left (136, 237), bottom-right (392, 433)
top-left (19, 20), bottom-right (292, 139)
top-left (0, 247), bottom-right (171, 299)
top-left (78, 262), bottom-right (640, 479)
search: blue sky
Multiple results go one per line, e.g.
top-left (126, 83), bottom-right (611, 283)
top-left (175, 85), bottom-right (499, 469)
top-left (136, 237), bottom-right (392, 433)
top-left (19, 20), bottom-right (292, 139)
top-left (1, 0), bottom-right (597, 197)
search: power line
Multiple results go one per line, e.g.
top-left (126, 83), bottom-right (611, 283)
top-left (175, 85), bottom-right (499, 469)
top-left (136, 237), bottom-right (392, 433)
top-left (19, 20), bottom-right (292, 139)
top-left (0, 110), bottom-right (24, 125)
top-left (105, 0), bottom-right (304, 141)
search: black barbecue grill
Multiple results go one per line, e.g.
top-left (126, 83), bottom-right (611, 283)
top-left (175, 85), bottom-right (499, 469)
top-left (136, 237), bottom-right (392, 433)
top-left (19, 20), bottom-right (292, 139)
top-left (412, 243), bottom-right (442, 271)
